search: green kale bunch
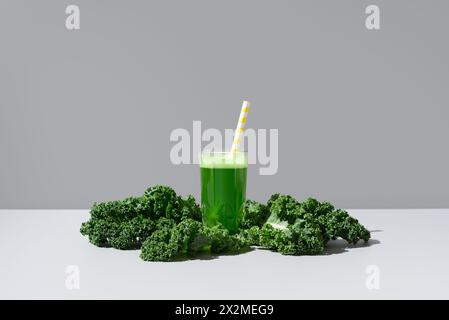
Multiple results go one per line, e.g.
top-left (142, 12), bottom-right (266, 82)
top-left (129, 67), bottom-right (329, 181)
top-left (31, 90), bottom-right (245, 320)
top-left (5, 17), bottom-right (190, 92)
top-left (268, 195), bottom-right (371, 244)
top-left (240, 194), bottom-right (371, 256)
top-left (81, 185), bottom-right (371, 261)
top-left (80, 185), bottom-right (201, 250)
top-left (140, 218), bottom-right (247, 261)
top-left (80, 185), bottom-right (246, 261)
top-left (240, 200), bottom-right (270, 229)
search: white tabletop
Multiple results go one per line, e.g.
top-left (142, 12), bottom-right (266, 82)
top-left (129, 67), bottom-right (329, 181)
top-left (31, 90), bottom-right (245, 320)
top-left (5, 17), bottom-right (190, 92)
top-left (0, 209), bottom-right (448, 299)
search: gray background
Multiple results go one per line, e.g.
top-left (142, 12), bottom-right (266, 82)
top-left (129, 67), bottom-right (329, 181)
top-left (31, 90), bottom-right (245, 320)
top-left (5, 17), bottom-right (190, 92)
top-left (1, 0), bottom-right (448, 209)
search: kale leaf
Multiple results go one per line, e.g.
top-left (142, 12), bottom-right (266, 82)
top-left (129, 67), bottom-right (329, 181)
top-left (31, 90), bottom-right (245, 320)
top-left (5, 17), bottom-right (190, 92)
top-left (80, 185), bottom-right (371, 261)
top-left (80, 185), bottom-right (200, 251)
top-left (140, 219), bottom-right (247, 261)
top-left (240, 195), bottom-right (371, 255)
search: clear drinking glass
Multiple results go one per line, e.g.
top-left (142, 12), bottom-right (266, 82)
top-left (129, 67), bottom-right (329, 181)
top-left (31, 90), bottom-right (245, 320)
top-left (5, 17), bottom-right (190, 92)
top-left (200, 151), bottom-right (248, 233)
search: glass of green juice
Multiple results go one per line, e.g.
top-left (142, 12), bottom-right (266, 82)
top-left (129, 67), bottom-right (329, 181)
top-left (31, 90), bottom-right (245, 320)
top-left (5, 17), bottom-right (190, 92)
top-left (200, 151), bottom-right (248, 233)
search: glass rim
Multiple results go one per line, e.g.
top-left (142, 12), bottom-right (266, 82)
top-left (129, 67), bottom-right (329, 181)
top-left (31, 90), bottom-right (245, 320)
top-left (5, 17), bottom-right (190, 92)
top-left (199, 150), bottom-right (248, 167)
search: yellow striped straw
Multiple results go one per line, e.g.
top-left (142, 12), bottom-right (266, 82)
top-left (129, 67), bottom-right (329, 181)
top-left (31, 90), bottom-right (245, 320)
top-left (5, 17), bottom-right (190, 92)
top-left (230, 100), bottom-right (250, 154)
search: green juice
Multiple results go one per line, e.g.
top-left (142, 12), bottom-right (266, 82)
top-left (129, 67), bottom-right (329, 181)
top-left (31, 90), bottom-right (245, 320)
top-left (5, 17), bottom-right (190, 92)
top-left (200, 153), bottom-right (248, 233)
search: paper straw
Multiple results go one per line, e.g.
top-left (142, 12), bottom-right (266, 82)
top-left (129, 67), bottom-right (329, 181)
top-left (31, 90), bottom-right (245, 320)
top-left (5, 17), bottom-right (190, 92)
top-left (230, 100), bottom-right (250, 154)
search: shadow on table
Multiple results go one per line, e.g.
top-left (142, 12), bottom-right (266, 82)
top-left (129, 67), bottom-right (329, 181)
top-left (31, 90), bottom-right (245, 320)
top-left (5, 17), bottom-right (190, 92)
top-left (323, 238), bottom-right (381, 255)
top-left (178, 238), bottom-right (381, 260)
top-left (174, 247), bottom-right (256, 262)
top-left (171, 232), bottom-right (382, 261)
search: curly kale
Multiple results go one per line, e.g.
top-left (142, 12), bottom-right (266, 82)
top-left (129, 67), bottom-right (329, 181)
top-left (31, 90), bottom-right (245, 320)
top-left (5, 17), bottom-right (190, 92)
top-left (89, 195), bottom-right (151, 221)
top-left (203, 225), bottom-right (248, 254)
top-left (240, 200), bottom-right (270, 229)
top-left (108, 216), bottom-right (156, 249)
top-left (244, 220), bottom-right (324, 255)
top-left (80, 218), bottom-right (116, 247)
top-left (142, 185), bottom-right (201, 222)
top-left (316, 209), bottom-right (371, 244)
top-left (80, 185), bottom-right (201, 252)
top-left (267, 194), bottom-right (301, 224)
top-left (265, 195), bottom-right (371, 244)
top-left (81, 185), bottom-right (371, 261)
top-left (140, 219), bottom-right (247, 261)
top-left (140, 218), bottom-right (197, 262)
top-left (240, 195), bottom-right (371, 256)
top-left (243, 207), bottom-right (325, 255)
